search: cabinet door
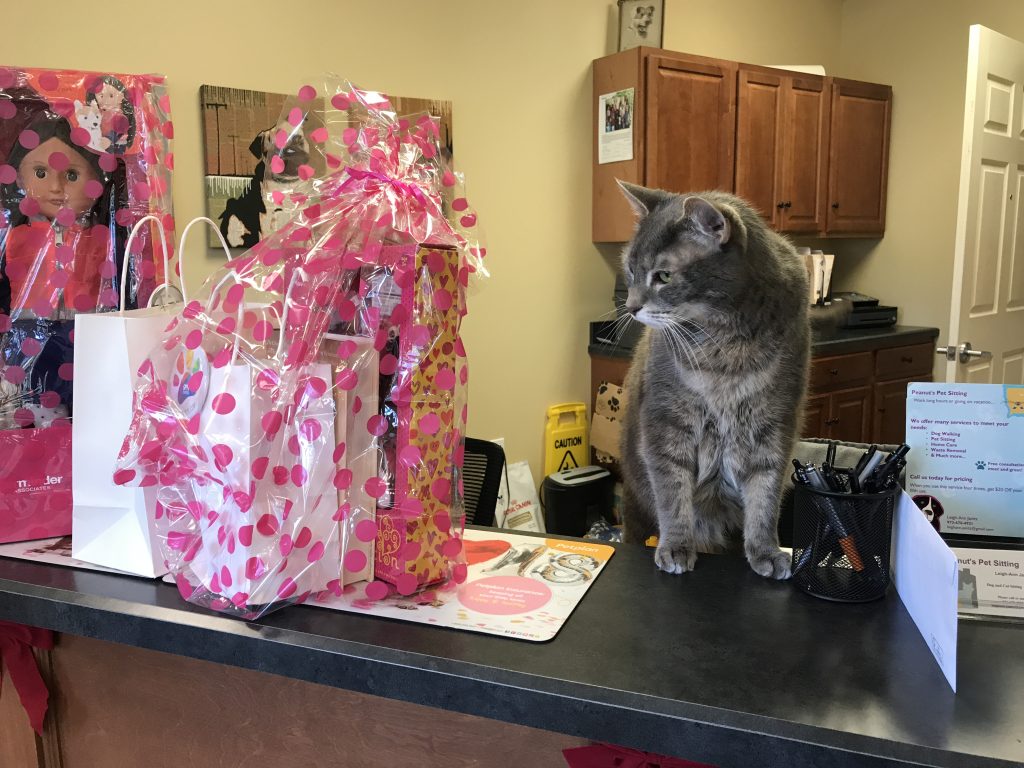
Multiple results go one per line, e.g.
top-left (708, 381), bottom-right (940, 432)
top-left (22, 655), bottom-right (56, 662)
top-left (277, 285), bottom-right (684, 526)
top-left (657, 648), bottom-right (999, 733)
top-left (735, 67), bottom-right (784, 227)
top-left (825, 385), bottom-right (871, 443)
top-left (802, 393), bottom-right (829, 438)
top-left (780, 75), bottom-right (830, 233)
top-left (646, 55), bottom-right (737, 194)
top-left (873, 375), bottom-right (932, 445)
top-left (826, 78), bottom-right (892, 234)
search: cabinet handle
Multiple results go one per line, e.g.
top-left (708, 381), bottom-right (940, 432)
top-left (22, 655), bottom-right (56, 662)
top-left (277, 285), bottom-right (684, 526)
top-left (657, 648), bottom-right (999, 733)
top-left (900, 356), bottom-right (913, 364)
top-left (825, 417), bottom-right (840, 425)
top-left (777, 201), bottom-right (786, 209)
top-left (784, 201), bottom-right (792, 208)
top-left (831, 202), bottom-right (840, 209)
top-left (829, 368), bottom-right (840, 375)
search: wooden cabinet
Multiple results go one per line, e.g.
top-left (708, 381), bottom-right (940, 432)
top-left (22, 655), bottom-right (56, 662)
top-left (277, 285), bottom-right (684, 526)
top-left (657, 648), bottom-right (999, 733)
top-left (592, 49), bottom-right (891, 242)
top-left (827, 385), bottom-right (872, 442)
top-left (871, 342), bottom-right (934, 444)
top-left (735, 67), bottom-right (830, 233)
top-left (872, 379), bottom-right (914, 445)
top-left (826, 79), bottom-right (892, 235)
top-left (806, 352), bottom-right (873, 442)
top-left (804, 341), bottom-right (935, 444)
top-left (646, 54), bottom-right (737, 196)
top-left (592, 48), bottom-right (736, 242)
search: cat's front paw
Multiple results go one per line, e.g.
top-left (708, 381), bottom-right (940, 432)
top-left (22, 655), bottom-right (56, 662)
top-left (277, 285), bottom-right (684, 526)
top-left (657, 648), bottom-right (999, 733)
top-left (747, 547), bottom-right (792, 580)
top-left (654, 541), bottom-right (697, 574)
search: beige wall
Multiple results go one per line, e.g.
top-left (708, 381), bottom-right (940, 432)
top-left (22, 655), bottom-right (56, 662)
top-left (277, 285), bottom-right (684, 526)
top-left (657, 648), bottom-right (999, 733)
top-left (5, 0), bottom-right (849, 481)
top-left (835, 1), bottom-right (1024, 381)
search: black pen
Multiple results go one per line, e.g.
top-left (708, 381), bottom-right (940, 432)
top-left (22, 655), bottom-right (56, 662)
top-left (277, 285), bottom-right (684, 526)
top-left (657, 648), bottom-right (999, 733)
top-left (867, 444), bottom-right (910, 492)
top-left (846, 466), bottom-right (861, 494)
top-left (852, 445), bottom-right (877, 480)
top-left (857, 450), bottom-right (884, 488)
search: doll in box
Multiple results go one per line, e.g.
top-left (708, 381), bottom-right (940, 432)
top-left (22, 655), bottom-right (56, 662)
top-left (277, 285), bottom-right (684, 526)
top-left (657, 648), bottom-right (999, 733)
top-left (1, 114), bottom-right (115, 315)
top-left (0, 112), bottom-right (123, 425)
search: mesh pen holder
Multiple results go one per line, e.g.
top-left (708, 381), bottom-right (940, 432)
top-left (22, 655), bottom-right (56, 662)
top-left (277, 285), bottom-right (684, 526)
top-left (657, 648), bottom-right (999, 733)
top-left (791, 484), bottom-right (898, 602)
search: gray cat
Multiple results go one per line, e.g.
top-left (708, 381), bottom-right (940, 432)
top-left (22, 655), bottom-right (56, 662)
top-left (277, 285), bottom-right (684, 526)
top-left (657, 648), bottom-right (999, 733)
top-left (617, 182), bottom-right (811, 580)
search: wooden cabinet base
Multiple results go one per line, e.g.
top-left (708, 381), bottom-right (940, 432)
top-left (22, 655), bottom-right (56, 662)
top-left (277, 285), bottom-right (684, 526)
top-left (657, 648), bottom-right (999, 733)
top-left (2, 634), bottom-right (583, 768)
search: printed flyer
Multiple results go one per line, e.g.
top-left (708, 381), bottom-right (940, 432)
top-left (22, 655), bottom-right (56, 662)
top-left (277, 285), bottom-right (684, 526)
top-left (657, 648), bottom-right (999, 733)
top-left (314, 529), bottom-right (615, 641)
top-left (953, 547), bottom-right (1024, 619)
top-left (0, 535), bottom-right (135, 575)
top-left (598, 88), bottom-right (634, 164)
top-left (905, 383), bottom-right (1024, 537)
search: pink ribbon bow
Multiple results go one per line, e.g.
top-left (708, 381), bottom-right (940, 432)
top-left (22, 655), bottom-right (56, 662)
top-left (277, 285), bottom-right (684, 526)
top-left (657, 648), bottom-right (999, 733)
top-left (342, 166), bottom-right (430, 208)
top-left (0, 621), bottom-right (55, 735)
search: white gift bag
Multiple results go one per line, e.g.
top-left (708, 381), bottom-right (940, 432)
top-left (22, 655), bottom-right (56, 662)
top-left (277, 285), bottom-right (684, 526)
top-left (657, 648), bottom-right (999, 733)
top-left (72, 217), bottom-right (230, 577)
top-left (163, 272), bottom-right (345, 604)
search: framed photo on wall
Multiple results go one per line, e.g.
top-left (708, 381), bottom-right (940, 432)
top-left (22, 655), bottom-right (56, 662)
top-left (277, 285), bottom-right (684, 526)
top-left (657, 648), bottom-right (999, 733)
top-left (618, 0), bottom-right (664, 51)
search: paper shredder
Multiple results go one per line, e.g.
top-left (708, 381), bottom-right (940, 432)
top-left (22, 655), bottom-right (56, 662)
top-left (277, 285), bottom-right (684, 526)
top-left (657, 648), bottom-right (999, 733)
top-left (541, 466), bottom-right (613, 537)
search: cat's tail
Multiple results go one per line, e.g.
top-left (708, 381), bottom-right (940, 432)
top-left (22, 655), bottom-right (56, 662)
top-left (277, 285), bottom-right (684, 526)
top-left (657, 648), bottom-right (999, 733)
top-left (808, 297), bottom-right (854, 334)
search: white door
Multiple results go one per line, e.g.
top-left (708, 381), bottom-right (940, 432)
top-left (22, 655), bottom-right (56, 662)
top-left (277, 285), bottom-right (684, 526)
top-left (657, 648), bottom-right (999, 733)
top-left (948, 24), bottom-right (1024, 383)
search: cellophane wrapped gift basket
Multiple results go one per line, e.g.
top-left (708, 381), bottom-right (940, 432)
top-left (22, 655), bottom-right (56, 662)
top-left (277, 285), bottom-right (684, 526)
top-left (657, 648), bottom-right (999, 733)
top-left (113, 76), bottom-right (485, 619)
top-left (0, 66), bottom-right (174, 542)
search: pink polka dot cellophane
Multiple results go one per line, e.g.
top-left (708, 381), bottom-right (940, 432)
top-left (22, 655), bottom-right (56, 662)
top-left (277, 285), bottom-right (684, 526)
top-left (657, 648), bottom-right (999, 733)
top-left (113, 76), bottom-right (486, 620)
top-left (0, 67), bottom-right (174, 538)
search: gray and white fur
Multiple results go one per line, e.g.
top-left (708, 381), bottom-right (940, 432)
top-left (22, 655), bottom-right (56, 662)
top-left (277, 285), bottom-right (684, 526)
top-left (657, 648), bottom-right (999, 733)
top-left (617, 183), bottom-right (810, 580)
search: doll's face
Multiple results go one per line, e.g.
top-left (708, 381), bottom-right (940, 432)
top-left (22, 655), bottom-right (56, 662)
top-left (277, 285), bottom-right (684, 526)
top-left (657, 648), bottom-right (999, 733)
top-left (96, 84), bottom-right (123, 112)
top-left (16, 137), bottom-right (99, 220)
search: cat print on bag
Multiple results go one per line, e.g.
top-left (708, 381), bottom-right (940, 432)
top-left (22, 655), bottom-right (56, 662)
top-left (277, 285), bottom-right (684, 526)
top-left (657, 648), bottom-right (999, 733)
top-left (616, 183), bottom-right (813, 580)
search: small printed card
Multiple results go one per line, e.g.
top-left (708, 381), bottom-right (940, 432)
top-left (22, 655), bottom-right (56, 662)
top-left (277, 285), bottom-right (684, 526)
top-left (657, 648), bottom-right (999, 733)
top-left (953, 546), bottom-right (1024, 620)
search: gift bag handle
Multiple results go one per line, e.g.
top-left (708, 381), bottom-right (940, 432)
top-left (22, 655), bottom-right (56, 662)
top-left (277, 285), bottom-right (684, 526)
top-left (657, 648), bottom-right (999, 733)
top-left (178, 216), bottom-right (232, 276)
top-left (203, 269), bottom-right (249, 367)
top-left (273, 267), bottom-right (310, 360)
top-left (120, 215), bottom-right (172, 312)
top-left (160, 217), bottom-right (232, 308)
top-left (204, 264), bottom-right (307, 367)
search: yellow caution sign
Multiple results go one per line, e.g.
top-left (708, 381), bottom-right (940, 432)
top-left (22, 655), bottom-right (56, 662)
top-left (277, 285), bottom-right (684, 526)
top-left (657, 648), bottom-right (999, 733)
top-left (544, 403), bottom-right (589, 476)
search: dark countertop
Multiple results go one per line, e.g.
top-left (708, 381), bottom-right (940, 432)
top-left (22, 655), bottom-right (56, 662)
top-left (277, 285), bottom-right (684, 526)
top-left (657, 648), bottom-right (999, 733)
top-left (589, 323), bottom-right (940, 360)
top-left (1, 533), bottom-right (1022, 768)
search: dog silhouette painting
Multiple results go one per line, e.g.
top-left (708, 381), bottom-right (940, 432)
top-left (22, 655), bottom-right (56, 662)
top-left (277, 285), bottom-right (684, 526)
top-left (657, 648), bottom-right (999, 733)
top-left (218, 120), bottom-right (311, 248)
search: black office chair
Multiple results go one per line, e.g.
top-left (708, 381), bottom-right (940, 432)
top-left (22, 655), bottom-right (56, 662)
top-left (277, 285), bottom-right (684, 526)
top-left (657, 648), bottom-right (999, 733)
top-left (461, 437), bottom-right (506, 527)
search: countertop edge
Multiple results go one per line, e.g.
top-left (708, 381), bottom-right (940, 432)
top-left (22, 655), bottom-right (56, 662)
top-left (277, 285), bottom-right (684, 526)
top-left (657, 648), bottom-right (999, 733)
top-left (0, 575), bottom-right (1012, 768)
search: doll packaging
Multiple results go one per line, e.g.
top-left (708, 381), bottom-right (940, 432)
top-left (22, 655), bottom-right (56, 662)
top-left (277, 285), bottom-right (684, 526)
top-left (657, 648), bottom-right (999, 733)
top-left (0, 66), bottom-right (174, 543)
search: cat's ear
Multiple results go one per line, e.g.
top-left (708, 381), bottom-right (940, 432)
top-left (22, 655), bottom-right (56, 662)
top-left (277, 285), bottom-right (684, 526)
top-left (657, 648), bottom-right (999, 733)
top-left (617, 180), bottom-right (668, 217)
top-left (74, 99), bottom-right (83, 111)
top-left (682, 197), bottom-right (746, 251)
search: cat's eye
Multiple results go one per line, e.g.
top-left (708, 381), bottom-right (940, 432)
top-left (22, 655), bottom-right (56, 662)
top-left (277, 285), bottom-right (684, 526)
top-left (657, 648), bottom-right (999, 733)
top-left (654, 270), bottom-right (672, 284)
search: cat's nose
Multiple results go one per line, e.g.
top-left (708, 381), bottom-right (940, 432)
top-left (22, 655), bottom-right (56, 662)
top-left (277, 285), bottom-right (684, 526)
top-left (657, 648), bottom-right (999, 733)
top-left (625, 302), bottom-right (641, 316)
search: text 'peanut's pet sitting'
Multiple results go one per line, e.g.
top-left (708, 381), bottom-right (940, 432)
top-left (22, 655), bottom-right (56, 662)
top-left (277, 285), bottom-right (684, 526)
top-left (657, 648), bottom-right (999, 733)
top-left (616, 182), bottom-right (819, 580)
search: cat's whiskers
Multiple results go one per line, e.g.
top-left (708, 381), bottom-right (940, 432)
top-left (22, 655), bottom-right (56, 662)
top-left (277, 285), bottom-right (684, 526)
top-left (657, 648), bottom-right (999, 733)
top-left (662, 323), bottom-right (702, 377)
top-left (668, 319), bottom-right (714, 373)
top-left (680, 318), bottom-right (724, 357)
top-left (607, 310), bottom-right (636, 342)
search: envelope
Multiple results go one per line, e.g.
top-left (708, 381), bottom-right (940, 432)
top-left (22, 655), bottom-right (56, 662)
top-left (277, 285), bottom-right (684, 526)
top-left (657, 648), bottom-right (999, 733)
top-left (892, 489), bottom-right (959, 691)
